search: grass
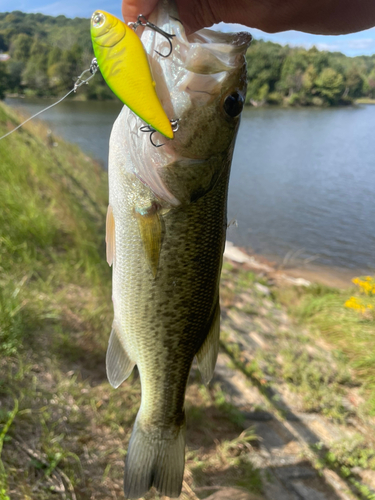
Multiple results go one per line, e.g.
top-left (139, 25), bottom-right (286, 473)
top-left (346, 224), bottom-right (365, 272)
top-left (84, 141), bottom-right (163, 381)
top-left (3, 97), bottom-right (375, 499)
top-left (276, 282), bottom-right (375, 414)
top-left (355, 98), bottom-right (375, 105)
top-left (219, 263), bottom-right (375, 498)
top-left (0, 102), bottom-right (264, 499)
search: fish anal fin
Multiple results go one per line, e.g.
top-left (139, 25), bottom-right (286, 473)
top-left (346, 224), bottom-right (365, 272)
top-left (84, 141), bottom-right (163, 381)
top-left (106, 205), bottom-right (115, 267)
top-left (196, 300), bottom-right (220, 385)
top-left (106, 320), bottom-right (135, 388)
top-left (134, 203), bottom-right (162, 278)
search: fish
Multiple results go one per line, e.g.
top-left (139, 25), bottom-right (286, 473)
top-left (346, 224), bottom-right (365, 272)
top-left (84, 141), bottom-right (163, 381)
top-left (105, 1), bottom-right (251, 497)
top-left (90, 10), bottom-right (173, 139)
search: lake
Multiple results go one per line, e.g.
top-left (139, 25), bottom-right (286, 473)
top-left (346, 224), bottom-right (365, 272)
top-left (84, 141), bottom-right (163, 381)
top-left (5, 97), bottom-right (375, 273)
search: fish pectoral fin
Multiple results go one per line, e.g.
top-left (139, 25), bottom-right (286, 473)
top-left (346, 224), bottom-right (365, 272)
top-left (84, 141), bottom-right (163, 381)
top-left (106, 204), bottom-right (115, 267)
top-left (196, 299), bottom-right (220, 385)
top-left (134, 204), bottom-right (162, 278)
top-left (106, 320), bottom-right (135, 388)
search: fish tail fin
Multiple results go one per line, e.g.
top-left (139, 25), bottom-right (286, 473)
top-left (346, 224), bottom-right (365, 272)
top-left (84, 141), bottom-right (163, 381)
top-left (124, 413), bottom-right (186, 499)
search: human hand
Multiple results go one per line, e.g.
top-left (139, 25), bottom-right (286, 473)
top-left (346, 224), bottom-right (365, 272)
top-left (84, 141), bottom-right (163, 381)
top-left (122, 0), bottom-right (375, 36)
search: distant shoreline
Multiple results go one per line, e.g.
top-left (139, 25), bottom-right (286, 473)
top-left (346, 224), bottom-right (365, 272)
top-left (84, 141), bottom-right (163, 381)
top-left (6, 93), bottom-right (375, 107)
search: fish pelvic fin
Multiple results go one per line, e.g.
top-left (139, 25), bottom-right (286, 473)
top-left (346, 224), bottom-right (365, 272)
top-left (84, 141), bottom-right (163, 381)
top-left (124, 414), bottom-right (186, 499)
top-left (196, 299), bottom-right (220, 385)
top-left (134, 203), bottom-right (162, 278)
top-left (106, 320), bottom-right (135, 388)
top-left (106, 204), bottom-right (115, 267)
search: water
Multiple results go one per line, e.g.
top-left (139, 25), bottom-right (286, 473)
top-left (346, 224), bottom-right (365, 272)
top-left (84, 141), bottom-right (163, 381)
top-left (5, 98), bottom-right (123, 166)
top-left (228, 106), bottom-right (375, 271)
top-left (5, 97), bottom-right (375, 271)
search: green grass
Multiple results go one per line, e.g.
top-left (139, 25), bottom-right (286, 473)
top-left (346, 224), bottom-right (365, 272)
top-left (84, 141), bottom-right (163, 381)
top-left (0, 101), bottom-right (115, 498)
top-left (355, 98), bottom-right (375, 105)
top-left (219, 264), bottom-right (375, 497)
top-left (276, 283), bottom-right (375, 414)
top-left (0, 103), bottom-right (264, 499)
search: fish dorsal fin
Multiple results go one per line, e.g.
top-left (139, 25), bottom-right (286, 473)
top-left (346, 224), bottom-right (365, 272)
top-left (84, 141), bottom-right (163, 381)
top-left (196, 299), bottom-right (220, 385)
top-left (134, 203), bottom-right (162, 278)
top-left (106, 205), bottom-right (115, 267)
top-left (106, 320), bottom-right (135, 388)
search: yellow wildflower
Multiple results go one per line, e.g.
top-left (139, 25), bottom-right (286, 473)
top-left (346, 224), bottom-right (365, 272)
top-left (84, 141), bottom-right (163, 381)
top-left (345, 296), bottom-right (374, 314)
top-left (352, 276), bottom-right (375, 295)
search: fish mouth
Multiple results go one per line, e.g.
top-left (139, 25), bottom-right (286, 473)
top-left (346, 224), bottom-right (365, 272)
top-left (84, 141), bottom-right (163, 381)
top-left (122, 0), bottom-right (251, 206)
top-left (140, 5), bottom-right (252, 119)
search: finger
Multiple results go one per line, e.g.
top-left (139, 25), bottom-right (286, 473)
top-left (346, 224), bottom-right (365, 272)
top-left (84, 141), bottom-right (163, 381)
top-left (122, 0), bottom-right (159, 23)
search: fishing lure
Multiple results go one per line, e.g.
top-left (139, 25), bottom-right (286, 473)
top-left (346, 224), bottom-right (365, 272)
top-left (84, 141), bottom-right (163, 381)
top-left (90, 11), bottom-right (174, 140)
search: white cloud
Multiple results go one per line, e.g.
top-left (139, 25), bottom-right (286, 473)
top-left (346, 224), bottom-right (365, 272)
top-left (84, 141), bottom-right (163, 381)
top-left (347, 38), bottom-right (375, 50)
top-left (314, 42), bottom-right (341, 52)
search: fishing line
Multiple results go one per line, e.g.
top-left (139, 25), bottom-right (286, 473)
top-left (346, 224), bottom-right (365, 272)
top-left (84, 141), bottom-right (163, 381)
top-left (0, 58), bottom-right (98, 142)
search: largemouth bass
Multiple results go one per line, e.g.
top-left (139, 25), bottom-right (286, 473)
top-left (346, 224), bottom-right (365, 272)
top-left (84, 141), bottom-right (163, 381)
top-left (105, 1), bottom-right (251, 497)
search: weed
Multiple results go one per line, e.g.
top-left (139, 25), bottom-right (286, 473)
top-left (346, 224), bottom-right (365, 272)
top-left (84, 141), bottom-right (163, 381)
top-left (276, 283), bottom-right (375, 414)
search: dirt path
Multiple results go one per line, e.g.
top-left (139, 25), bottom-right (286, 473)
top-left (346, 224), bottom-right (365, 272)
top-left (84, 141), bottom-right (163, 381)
top-left (211, 254), bottom-right (375, 500)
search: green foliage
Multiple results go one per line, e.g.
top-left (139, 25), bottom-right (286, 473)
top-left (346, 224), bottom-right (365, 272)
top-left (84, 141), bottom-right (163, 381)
top-left (0, 11), bottom-right (374, 105)
top-left (280, 348), bottom-right (350, 421)
top-left (0, 11), bottom-right (113, 100)
top-left (246, 41), bottom-right (375, 107)
top-left (368, 68), bottom-right (375, 98)
top-left (9, 33), bottom-right (31, 62)
top-left (0, 64), bottom-right (7, 100)
top-left (0, 102), bottom-right (109, 360)
top-left (315, 67), bottom-right (345, 104)
top-left (276, 282), bottom-right (375, 414)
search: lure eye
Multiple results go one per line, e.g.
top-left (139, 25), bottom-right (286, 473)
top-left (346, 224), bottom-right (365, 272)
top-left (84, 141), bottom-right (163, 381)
top-left (223, 92), bottom-right (244, 118)
top-left (92, 12), bottom-right (105, 28)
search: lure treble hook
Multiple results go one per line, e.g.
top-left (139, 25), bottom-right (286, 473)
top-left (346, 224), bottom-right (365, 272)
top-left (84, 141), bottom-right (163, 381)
top-left (129, 14), bottom-right (176, 57)
top-left (140, 119), bottom-right (179, 147)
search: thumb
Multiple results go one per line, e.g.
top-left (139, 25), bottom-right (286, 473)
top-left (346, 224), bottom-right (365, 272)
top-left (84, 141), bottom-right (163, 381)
top-left (122, 0), bottom-right (159, 23)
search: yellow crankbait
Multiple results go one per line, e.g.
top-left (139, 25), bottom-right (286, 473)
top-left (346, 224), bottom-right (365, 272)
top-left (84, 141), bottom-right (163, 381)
top-left (90, 10), bottom-right (173, 139)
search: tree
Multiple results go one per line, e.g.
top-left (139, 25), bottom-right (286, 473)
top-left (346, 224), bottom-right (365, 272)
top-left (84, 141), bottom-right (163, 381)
top-left (0, 33), bottom-right (7, 52)
top-left (345, 66), bottom-right (364, 97)
top-left (302, 64), bottom-right (317, 93)
top-left (278, 50), bottom-right (308, 95)
top-left (0, 62), bottom-right (8, 99)
top-left (10, 33), bottom-right (32, 62)
top-left (367, 68), bottom-right (375, 98)
top-left (7, 60), bottom-right (24, 92)
top-left (315, 68), bottom-right (344, 104)
top-left (246, 40), bottom-right (286, 103)
top-left (22, 38), bottom-right (49, 93)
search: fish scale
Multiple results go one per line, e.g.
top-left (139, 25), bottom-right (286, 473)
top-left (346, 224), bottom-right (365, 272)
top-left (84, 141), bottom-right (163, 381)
top-left (112, 168), bottom-right (227, 423)
top-left (104, 1), bottom-right (251, 497)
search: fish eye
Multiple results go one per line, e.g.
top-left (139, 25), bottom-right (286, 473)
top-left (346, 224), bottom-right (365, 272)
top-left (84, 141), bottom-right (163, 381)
top-left (223, 92), bottom-right (244, 118)
top-left (92, 12), bottom-right (105, 28)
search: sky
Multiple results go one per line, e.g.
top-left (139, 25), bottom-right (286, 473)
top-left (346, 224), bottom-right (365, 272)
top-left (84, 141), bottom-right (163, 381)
top-left (1, 0), bottom-right (375, 57)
